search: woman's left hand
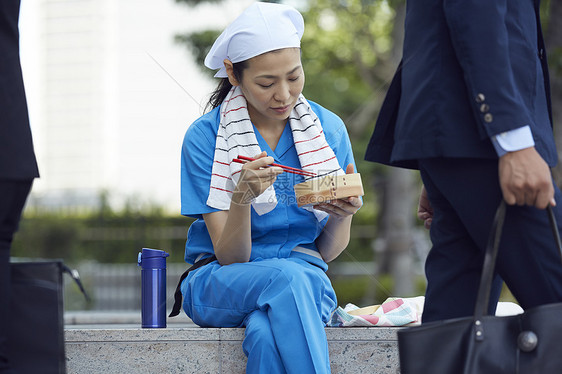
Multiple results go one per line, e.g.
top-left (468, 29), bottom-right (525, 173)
top-left (312, 164), bottom-right (362, 219)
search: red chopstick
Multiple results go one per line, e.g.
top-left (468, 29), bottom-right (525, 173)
top-left (233, 155), bottom-right (317, 177)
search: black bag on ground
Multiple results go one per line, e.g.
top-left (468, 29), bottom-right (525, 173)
top-left (7, 261), bottom-right (88, 374)
top-left (398, 202), bottom-right (562, 374)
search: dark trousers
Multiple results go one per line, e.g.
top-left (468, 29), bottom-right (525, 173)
top-left (419, 158), bottom-right (562, 323)
top-left (0, 180), bottom-right (32, 373)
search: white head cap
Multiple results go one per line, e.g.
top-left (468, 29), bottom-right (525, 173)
top-left (204, 2), bottom-right (304, 78)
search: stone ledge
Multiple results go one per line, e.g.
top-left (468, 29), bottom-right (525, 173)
top-left (65, 326), bottom-right (401, 374)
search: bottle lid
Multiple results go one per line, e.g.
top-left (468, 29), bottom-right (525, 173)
top-left (138, 248), bottom-right (169, 269)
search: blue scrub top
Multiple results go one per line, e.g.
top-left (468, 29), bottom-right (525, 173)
top-left (181, 100), bottom-right (357, 264)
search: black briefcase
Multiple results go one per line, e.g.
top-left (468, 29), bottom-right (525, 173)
top-left (7, 261), bottom-right (88, 374)
top-left (398, 202), bottom-right (562, 373)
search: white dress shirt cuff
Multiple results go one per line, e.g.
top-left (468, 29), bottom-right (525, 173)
top-left (491, 125), bottom-right (534, 157)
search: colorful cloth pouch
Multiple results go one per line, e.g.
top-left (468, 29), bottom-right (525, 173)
top-left (328, 296), bottom-right (424, 327)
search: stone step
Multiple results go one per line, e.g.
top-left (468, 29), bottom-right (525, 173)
top-left (65, 326), bottom-right (400, 373)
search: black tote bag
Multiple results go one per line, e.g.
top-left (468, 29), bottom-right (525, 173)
top-left (7, 261), bottom-right (88, 374)
top-left (398, 202), bottom-right (562, 374)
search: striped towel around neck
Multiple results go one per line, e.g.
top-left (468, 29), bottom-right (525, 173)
top-left (207, 86), bottom-right (344, 217)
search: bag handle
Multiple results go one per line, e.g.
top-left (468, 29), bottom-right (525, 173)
top-left (472, 201), bottom-right (562, 339)
top-left (169, 255), bottom-right (217, 317)
top-left (62, 264), bottom-right (91, 302)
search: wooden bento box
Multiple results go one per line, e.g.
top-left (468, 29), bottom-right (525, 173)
top-left (294, 173), bottom-right (364, 207)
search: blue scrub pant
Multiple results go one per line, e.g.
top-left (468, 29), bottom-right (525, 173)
top-left (419, 158), bottom-right (562, 323)
top-left (181, 256), bottom-right (337, 374)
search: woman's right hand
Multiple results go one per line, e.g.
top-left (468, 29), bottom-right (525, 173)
top-left (232, 151), bottom-right (284, 205)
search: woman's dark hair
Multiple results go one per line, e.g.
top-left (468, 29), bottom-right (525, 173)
top-left (205, 60), bottom-right (248, 112)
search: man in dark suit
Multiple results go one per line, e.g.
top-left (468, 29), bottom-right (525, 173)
top-left (365, 0), bottom-right (562, 323)
top-left (0, 0), bottom-right (39, 371)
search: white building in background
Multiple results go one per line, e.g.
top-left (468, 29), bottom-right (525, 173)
top-left (19, 0), bottom-right (254, 213)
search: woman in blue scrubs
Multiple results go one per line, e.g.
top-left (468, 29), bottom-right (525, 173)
top-left (178, 3), bottom-right (361, 373)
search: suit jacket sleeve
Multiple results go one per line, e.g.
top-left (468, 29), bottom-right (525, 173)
top-left (0, 0), bottom-right (39, 180)
top-left (443, 0), bottom-right (537, 138)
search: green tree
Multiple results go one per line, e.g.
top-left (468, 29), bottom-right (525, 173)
top-left (299, 0), bottom-right (418, 299)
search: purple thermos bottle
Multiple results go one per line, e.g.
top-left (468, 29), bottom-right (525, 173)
top-left (137, 248), bottom-right (169, 328)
